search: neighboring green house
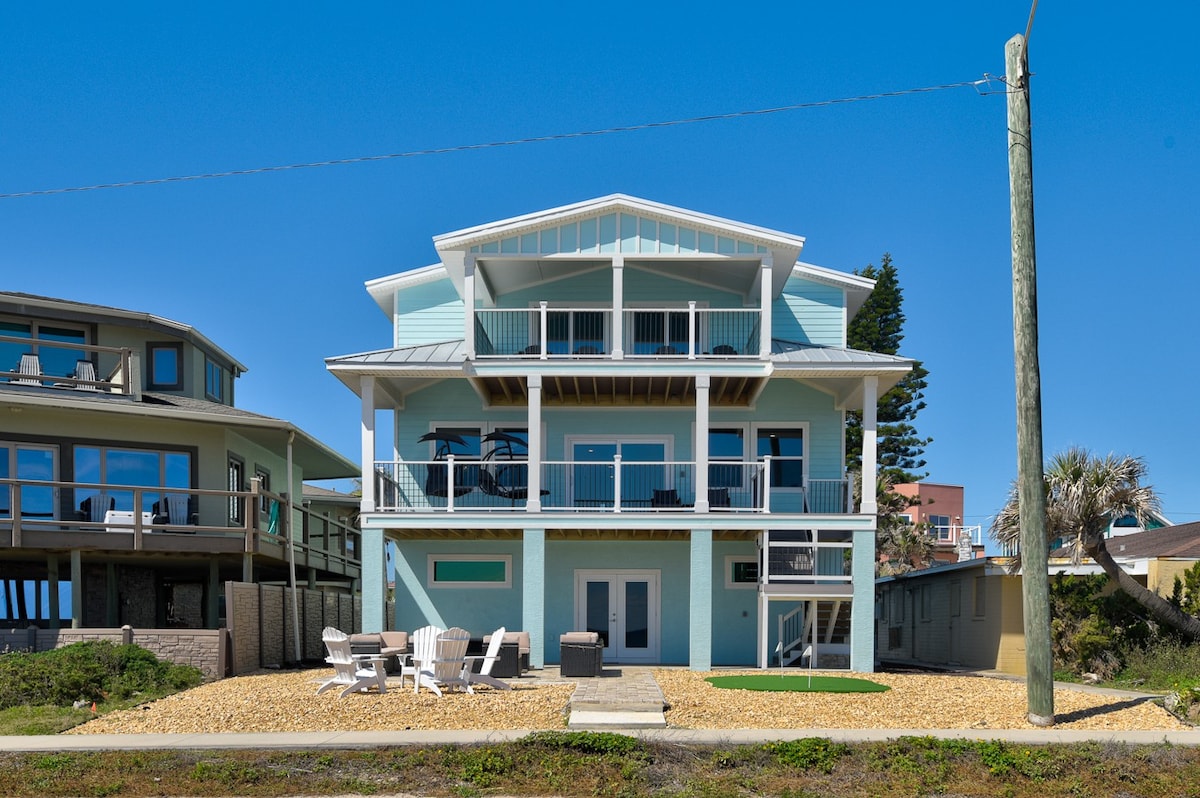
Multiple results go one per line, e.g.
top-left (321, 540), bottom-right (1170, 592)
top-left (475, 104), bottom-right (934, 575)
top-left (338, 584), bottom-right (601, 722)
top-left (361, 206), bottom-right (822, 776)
top-left (326, 195), bottom-right (915, 671)
top-left (0, 292), bottom-right (359, 630)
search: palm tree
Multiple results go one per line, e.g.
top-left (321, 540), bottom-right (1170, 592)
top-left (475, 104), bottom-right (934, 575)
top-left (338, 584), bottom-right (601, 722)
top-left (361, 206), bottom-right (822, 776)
top-left (869, 474), bottom-right (935, 575)
top-left (991, 447), bottom-right (1200, 640)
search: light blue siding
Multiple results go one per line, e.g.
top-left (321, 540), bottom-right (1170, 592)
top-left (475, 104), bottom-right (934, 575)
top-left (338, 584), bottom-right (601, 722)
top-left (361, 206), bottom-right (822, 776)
top-left (711, 541), bottom-right (758, 665)
top-left (773, 275), bottom-right (845, 347)
top-left (396, 279), bottom-right (464, 347)
top-left (391, 539), bottom-right (523, 636)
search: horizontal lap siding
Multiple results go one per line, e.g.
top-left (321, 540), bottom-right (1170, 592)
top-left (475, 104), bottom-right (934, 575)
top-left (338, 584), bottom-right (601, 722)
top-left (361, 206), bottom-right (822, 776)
top-left (773, 276), bottom-right (845, 346)
top-left (391, 540), bottom-right (523, 637)
top-left (396, 279), bottom-right (463, 347)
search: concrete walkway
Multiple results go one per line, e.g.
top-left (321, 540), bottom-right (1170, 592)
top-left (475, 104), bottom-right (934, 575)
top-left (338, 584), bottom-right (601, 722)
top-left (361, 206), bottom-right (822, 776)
top-left (0, 667), bottom-right (1197, 752)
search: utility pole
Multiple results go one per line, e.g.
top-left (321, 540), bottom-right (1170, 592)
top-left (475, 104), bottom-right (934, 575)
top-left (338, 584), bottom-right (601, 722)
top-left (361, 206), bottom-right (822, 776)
top-left (1006, 32), bottom-right (1054, 726)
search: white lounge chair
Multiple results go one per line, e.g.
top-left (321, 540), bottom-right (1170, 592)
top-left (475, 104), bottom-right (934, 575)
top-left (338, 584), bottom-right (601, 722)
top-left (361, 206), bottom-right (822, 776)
top-left (14, 353), bottom-right (41, 386)
top-left (73, 359), bottom-right (98, 391)
top-left (463, 626), bottom-right (512, 691)
top-left (411, 626), bottom-right (473, 696)
top-left (316, 627), bottom-right (387, 698)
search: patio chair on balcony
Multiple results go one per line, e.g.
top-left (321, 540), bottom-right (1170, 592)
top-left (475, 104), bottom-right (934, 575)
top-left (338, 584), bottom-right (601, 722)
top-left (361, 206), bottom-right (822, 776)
top-left (712, 344), bottom-right (737, 356)
top-left (79, 492), bottom-right (114, 523)
top-left (651, 488), bottom-right (684, 508)
top-left (13, 353), bottom-right (42, 386)
top-left (152, 493), bottom-right (198, 528)
top-left (654, 345), bottom-right (680, 355)
top-left (479, 432), bottom-right (548, 506)
top-left (419, 431), bottom-right (476, 500)
top-left (73, 359), bottom-right (99, 391)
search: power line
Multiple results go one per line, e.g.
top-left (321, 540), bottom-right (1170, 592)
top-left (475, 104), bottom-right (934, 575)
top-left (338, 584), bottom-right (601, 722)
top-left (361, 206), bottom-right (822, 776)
top-left (1, 77), bottom-right (1002, 200)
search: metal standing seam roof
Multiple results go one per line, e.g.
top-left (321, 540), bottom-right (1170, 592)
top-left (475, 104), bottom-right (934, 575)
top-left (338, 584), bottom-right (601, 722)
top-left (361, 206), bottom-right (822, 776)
top-left (324, 339), bottom-right (913, 370)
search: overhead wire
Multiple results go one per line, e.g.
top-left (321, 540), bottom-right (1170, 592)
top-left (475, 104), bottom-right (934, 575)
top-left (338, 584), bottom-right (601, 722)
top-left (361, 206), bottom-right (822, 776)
top-left (0, 77), bottom-right (1001, 200)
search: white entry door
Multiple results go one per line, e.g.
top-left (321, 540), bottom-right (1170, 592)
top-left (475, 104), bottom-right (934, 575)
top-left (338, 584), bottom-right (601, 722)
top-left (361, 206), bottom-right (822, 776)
top-left (574, 569), bottom-right (660, 663)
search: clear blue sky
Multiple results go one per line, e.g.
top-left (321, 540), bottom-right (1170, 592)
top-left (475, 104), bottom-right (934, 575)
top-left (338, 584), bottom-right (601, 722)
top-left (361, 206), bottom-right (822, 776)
top-left (3, 3), bottom-right (1198, 544)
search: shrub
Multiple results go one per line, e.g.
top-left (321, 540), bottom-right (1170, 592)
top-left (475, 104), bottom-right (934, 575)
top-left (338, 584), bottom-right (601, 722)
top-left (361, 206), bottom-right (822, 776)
top-left (765, 738), bottom-right (849, 773)
top-left (0, 641), bottom-right (201, 710)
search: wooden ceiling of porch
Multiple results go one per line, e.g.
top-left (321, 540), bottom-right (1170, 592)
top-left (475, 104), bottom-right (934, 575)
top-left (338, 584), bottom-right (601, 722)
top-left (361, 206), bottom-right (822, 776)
top-left (476, 375), bottom-right (761, 407)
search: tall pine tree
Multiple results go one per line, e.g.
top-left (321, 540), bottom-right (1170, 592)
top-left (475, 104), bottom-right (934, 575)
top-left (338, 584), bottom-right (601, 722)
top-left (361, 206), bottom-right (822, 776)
top-left (845, 253), bottom-right (931, 483)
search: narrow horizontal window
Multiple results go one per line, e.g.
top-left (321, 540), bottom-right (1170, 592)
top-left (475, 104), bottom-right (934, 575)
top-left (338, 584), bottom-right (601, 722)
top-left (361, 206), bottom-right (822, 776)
top-left (428, 554), bottom-right (511, 588)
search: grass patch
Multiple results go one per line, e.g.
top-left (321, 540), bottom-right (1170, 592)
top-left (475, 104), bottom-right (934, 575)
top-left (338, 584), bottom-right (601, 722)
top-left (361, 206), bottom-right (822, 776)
top-left (706, 674), bottom-right (890, 693)
top-left (0, 738), bottom-right (1198, 797)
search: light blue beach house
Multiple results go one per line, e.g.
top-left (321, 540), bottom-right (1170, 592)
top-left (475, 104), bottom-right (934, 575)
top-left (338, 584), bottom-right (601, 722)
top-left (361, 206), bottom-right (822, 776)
top-left (326, 195), bottom-right (914, 671)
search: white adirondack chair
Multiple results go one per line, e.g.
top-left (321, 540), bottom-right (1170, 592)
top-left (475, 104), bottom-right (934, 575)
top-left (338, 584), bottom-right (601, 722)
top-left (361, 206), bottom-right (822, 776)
top-left (463, 626), bottom-right (512, 691)
top-left (400, 625), bottom-right (443, 690)
top-left (316, 627), bottom-right (387, 698)
top-left (411, 626), bottom-right (473, 696)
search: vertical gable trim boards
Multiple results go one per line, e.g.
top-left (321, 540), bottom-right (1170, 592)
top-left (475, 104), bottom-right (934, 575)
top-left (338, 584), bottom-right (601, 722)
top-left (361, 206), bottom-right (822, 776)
top-left (469, 213), bottom-right (773, 258)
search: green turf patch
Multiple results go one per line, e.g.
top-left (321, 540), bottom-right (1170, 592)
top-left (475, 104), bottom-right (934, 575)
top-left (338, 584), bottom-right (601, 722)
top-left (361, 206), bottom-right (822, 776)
top-left (706, 674), bottom-right (890, 693)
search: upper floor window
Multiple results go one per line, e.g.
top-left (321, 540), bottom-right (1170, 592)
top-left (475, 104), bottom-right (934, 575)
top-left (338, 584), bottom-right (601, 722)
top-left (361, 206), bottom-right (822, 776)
top-left (0, 318), bottom-right (87, 380)
top-left (205, 356), bottom-right (227, 402)
top-left (709, 428), bottom-right (745, 489)
top-left (757, 427), bottom-right (804, 488)
top-left (148, 342), bottom-right (183, 391)
top-left (228, 455), bottom-right (245, 524)
top-left (73, 444), bottom-right (191, 514)
top-left (929, 514), bottom-right (952, 541)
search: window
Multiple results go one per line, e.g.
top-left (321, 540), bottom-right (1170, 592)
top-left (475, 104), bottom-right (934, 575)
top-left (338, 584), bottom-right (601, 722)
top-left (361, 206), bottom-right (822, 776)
top-left (147, 342), bottom-right (183, 390)
top-left (630, 309), bottom-right (692, 354)
top-left (427, 554), bottom-right (511, 588)
top-left (546, 309), bottom-right (606, 354)
top-left (725, 555), bottom-right (759, 589)
top-left (973, 576), bottom-right (986, 618)
top-left (929, 514), bottom-right (952, 541)
top-left (254, 465), bottom-right (270, 518)
top-left (205, 356), bottom-right (227, 402)
top-left (756, 427), bottom-right (804, 488)
top-left (72, 445), bottom-right (191, 513)
top-left (0, 318), bottom-right (87, 380)
top-left (228, 456), bottom-right (245, 524)
top-left (709, 428), bottom-right (745, 489)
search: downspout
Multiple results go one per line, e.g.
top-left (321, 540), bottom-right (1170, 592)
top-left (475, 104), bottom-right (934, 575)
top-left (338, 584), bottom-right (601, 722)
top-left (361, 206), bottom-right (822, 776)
top-left (287, 431), bottom-right (301, 662)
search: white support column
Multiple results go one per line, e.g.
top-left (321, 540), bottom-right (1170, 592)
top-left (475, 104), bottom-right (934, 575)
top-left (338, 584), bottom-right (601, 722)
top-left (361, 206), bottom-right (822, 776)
top-left (759, 254), bottom-right (773, 357)
top-left (687, 301), bottom-right (697, 359)
top-left (611, 255), bottom-right (624, 359)
top-left (464, 255), bottom-right (477, 358)
top-left (538, 301), bottom-right (549, 360)
top-left (860, 376), bottom-right (879, 515)
top-left (523, 529), bottom-right (546, 668)
top-left (526, 374), bottom-right (543, 511)
top-left (693, 375), bottom-right (710, 512)
top-left (689, 529), bottom-right (713, 670)
top-left (360, 375), bottom-right (376, 512)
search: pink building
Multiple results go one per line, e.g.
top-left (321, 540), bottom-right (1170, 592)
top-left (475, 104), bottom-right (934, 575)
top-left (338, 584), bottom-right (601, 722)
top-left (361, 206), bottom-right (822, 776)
top-left (892, 482), bottom-right (983, 563)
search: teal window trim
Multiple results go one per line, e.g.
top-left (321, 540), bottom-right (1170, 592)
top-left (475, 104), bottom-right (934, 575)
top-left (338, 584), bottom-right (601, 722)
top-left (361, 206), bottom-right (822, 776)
top-left (427, 554), bottom-right (512, 589)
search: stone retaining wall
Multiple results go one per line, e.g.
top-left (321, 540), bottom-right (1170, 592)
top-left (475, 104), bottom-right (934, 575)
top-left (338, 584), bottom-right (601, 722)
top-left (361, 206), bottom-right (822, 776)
top-left (0, 626), bottom-right (226, 681)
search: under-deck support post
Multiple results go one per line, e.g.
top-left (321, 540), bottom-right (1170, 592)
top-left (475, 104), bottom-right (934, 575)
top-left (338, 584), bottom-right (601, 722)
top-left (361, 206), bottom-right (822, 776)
top-left (522, 529), bottom-right (545, 668)
top-left (689, 529), bottom-right (713, 670)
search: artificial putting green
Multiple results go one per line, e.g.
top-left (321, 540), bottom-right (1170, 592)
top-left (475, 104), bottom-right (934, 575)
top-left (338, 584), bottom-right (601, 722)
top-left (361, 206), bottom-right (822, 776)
top-left (705, 674), bottom-right (890, 693)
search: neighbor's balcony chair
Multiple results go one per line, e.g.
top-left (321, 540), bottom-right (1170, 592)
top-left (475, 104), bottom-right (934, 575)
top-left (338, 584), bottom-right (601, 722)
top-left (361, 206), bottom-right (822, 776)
top-left (13, 353), bottom-right (42, 386)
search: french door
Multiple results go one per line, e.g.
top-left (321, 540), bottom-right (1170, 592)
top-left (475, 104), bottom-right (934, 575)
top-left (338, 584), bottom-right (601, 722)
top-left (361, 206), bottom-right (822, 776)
top-left (574, 569), bottom-right (660, 663)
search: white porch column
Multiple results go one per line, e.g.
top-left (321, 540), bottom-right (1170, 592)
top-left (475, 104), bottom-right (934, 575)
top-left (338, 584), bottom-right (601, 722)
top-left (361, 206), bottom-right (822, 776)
top-left (689, 529), bottom-right (713, 670)
top-left (526, 374), bottom-right (543, 511)
top-left (522, 528), bottom-right (546, 668)
top-left (611, 254), bottom-right (624, 359)
top-left (360, 375), bottom-right (376, 512)
top-left (759, 254), bottom-right (773, 357)
top-left (464, 255), bottom-right (477, 358)
top-left (693, 375), bottom-right (710, 512)
top-left (860, 375), bottom-right (879, 515)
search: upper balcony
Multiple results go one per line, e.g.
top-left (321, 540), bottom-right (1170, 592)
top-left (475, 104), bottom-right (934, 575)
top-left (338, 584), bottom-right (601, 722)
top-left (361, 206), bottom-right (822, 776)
top-left (374, 456), bottom-right (854, 515)
top-left (474, 304), bottom-right (763, 360)
top-left (0, 333), bottom-right (140, 399)
top-left (0, 478), bottom-right (360, 577)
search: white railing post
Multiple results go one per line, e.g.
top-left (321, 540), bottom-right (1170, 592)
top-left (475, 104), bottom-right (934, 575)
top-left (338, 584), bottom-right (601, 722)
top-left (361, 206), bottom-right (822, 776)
top-left (613, 454), bottom-right (622, 513)
top-left (761, 456), bottom-right (771, 513)
top-left (687, 301), bottom-right (697, 359)
top-left (538, 301), bottom-right (549, 359)
top-left (446, 455), bottom-right (456, 513)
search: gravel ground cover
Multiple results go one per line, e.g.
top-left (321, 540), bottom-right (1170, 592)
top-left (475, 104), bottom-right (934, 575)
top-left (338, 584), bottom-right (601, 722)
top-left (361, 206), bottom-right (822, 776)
top-left (62, 667), bottom-right (1190, 735)
top-left (655, 670), bottom-right (1191, 731)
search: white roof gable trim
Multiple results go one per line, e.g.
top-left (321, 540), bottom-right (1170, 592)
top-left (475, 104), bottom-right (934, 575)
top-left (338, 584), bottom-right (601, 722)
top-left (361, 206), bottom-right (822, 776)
top-left (432, 194), bottom-right (807, 253)
top-left (792, 261), bottom-right (875, 294)
top-left (365, 264), bottom-right (447, 316)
